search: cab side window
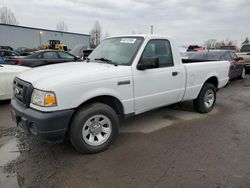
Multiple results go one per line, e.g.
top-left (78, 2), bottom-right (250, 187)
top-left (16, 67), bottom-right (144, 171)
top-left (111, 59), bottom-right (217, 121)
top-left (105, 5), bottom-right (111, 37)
top-left (142, 39), bottom-right (174, 68)
top-left (58, 52), bottom-right (75, 60)
top-left (42, 52), bottom-right (58, 59)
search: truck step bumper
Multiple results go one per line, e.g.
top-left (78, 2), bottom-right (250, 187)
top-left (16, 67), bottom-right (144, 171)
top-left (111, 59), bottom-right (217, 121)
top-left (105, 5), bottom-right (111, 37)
top-left (10, 98), bottom-right (74, 142)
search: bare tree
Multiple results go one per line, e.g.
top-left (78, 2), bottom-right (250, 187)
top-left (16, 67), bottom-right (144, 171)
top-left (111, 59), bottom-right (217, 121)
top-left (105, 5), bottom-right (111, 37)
top-left (56, 21), bottom-right (68, 32)
top-left (0, 6), bottom-right (19, 25)
top-left (205, 38), bottom-right (237, 49)
top-left (90, 21), bottom-right (102, 48)
top-left (204, 39), bottom-right (217, 49)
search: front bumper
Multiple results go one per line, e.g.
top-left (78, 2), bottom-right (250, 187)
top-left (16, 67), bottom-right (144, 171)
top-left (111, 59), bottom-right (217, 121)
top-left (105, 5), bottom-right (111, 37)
top-left (10, 98), bottom-right (74, 142)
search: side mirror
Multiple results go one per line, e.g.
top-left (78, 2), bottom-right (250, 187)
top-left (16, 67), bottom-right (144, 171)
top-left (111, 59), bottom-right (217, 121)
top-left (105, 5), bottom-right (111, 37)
top-left (137, 57), bottom-right (159, 70)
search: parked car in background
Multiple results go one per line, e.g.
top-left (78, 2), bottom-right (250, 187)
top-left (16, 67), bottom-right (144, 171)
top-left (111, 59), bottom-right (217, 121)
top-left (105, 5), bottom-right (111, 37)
top-left (219, 45), bottom-right (239, 52)
top-left (236, 44), bottom-right (250, 70)
top-left (0, 45), bottom-right (13, 51)
top-left (6, 50), bottom-right (80, 67)
top-left (0, 49), bottom-right (20, 61)
top-left (70, 44), bottom-right (93, 60)
top-left (83, 49), bottom-right (94, 60)
top-left (15, 47), bottom-right (37, 56)
top-left (187, 45), bottom-right (204, 52)
top-left (0, 56), bottom-right (5, 64)
top-left (189, 50), bottom-right (245, 80)
top-left (0, 64), bottom-right (31, 100)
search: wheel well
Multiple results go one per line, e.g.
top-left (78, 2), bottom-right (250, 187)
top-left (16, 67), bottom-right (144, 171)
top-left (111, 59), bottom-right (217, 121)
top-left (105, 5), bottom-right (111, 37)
top-left (204, 76), bottom-right (218, 89)
top-left (77, 95), bottom-right (124, 115)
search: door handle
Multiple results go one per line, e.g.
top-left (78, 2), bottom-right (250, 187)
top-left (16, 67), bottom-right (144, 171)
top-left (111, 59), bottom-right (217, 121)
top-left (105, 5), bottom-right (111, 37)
top-left (172, 71), bottom-right (179, 76)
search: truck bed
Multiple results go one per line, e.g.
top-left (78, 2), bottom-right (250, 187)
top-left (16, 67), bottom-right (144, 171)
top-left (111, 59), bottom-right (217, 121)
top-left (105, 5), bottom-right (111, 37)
top-left (182, 60), bottom-right (229, 101)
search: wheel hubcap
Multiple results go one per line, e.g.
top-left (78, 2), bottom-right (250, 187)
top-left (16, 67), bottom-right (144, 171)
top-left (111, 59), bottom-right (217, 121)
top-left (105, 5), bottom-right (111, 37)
top-left (82, 115), bottom-right (112, 146)
top-left (204, 89), bottom-right (215, 108)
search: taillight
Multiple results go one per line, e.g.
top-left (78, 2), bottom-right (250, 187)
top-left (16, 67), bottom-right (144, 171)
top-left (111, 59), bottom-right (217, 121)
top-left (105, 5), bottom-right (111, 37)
top-left (15, 60), bottom-right (22, 65)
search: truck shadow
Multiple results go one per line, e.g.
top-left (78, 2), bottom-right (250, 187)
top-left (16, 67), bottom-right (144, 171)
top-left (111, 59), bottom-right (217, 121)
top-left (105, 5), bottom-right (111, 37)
top-left (0, 99), bottom-right (11, 105)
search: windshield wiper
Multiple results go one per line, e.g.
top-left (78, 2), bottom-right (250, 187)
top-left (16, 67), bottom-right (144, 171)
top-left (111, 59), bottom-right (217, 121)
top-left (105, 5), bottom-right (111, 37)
top-left (94, 58), bottom-right (118, 66)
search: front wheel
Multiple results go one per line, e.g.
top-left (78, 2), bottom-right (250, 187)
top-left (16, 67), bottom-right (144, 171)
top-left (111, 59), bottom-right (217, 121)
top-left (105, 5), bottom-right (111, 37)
top-left (193, 83), bottom-right (216, 113)
top-left (70, 103), bottom-right (119, 154)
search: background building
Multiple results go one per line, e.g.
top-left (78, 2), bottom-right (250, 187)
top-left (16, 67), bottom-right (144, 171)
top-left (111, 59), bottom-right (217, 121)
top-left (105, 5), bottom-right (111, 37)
top-left (0, 23), bottom-right (90, 50)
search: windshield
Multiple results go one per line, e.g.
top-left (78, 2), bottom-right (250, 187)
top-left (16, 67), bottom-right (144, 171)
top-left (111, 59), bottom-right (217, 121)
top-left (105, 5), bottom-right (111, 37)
top-left (240, 44), bottom-right (250, 52)
top-left (88, 37), bottom-right (144, 65)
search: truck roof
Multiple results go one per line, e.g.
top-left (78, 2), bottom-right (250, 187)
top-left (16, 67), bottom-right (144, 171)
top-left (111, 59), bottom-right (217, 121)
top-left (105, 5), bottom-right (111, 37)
top-left (106, 34), bottom-right (173, 40)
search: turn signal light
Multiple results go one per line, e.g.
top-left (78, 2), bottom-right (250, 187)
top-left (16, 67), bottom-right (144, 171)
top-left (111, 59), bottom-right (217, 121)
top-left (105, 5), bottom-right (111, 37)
top-left (44, 94), bottom-right (57, 106)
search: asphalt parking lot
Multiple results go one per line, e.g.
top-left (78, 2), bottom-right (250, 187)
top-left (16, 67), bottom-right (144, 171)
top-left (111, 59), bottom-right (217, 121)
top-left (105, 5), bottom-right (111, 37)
top-left (0, 75), bottom-right (250, 188)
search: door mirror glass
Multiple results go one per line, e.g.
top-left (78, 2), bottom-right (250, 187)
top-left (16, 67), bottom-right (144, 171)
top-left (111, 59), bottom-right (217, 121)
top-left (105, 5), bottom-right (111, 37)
top-left (137, 57), bottom-right (159, 70)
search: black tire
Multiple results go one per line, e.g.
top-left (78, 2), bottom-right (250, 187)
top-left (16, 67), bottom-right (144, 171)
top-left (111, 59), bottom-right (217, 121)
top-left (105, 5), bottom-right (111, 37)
top-left (70, 103), bottom-right (119, 154)
top-left (193, 83), bottom-right (217, 113)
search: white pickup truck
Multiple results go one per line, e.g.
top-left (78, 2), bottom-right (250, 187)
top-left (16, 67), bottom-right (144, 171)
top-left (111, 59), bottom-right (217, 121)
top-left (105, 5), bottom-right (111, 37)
top-left (11, 35), bottom-right (230, 153)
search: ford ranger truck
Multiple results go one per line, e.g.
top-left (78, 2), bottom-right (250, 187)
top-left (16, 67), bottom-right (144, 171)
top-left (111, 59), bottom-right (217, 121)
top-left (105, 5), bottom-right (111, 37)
top-left (10, 35), bottom-right (230, 154)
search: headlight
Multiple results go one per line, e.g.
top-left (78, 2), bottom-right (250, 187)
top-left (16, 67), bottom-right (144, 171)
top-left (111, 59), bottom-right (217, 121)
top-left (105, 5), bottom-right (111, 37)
top-left (31, 89), bottom-right (57, 107)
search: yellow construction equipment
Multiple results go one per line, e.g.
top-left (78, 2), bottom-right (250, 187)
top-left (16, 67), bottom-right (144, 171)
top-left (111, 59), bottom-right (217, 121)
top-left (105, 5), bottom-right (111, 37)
top-left (41, 40), bottom-right (68, 51)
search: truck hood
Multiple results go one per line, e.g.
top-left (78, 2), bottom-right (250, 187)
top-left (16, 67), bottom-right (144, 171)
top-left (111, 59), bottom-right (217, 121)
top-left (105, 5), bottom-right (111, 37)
top-left (17, 62), bottom-right (132, 90)
top-left (1, 64), bottom-right (31, 72)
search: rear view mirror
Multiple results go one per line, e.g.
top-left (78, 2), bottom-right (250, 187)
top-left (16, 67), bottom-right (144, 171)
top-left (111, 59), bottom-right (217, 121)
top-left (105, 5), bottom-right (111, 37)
top-left (137, 57), bottom-right (159, 70)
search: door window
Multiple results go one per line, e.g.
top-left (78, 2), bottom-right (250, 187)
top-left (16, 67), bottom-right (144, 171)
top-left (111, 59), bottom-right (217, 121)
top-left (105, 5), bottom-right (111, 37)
top-left (141, 39), bottom-right (174, 68)
top-left (42, 52), bottom-right (58, 59)
top-left (58, 52), bottom-right (75, 60)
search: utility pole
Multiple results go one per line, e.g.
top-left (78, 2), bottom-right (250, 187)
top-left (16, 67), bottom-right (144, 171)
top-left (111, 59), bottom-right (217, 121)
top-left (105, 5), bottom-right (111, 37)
top-left (150, 25), bottom-right (153, 34)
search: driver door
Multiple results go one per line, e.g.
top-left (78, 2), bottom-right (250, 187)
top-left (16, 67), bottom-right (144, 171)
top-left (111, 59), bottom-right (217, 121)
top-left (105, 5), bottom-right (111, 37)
top-left (132, 39), bottom-right (182, 114)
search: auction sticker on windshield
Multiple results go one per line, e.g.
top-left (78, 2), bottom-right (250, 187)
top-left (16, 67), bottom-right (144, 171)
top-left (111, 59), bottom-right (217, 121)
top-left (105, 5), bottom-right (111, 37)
top-left (120, 38), bottom-right (137, 44)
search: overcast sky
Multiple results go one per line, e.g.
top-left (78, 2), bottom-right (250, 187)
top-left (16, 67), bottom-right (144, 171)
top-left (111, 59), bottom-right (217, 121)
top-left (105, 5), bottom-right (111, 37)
top-left (2, 0), bottom-right (250, 46)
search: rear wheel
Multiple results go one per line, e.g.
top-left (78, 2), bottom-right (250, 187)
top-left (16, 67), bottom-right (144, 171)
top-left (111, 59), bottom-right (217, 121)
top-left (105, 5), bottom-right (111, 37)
top-left (70, 103), bottom-right (119, 154)
top-left (193, 83), bottom-right (216, 113)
